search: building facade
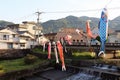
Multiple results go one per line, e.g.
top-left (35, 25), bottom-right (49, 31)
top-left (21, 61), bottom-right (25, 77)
top-left (44, 28), bottom-right (87, 45)
top-left (0, 28), bottom-right (20, 49)
top-left (0, 21), bottom-right (43, 49)
top-left (55, 28), bottom-right (87, 43)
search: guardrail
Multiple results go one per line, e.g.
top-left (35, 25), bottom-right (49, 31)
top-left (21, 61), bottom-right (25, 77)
top-left (65, 43), bottom-right (120, 51)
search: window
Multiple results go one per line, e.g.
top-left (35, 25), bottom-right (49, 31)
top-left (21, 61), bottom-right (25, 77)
top-left (3, 35), bottom-right (9, 40)
top-left (13, 34), bottom-right (15, 38)
top-left (15, 43), bottom-right (18, 45)
top-left (26, 38), bottom-right (29, 41)
top-left (33, 26), bottom-right (36, 30)
top-left (73, 39), bottom-right (75, 42)
top-left (20, 43), bottom-right (25, 47)
top-left (3, 35), bottom-right (6, 40)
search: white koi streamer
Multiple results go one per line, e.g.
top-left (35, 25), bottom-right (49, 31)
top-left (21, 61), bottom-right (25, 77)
top-left (53, 42), bottom-right (59, 63)
top-left (43, 43), bottom-right (45, 52)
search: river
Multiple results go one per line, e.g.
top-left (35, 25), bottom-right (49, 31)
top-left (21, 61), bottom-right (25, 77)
top-left (23, 69), bottom-right (102, 80)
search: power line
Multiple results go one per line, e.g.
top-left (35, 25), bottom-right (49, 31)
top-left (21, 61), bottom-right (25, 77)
top-left (44, 7), bottom-right (120, 14)
top-left (11, 6), bottom-right (120, 23)
top-left (105, 0), bottom-right (113, 7)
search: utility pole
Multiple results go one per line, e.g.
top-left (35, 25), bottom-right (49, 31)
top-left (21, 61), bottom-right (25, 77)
top-left (36, 11), bottom-right (42, 24)
top-left (35, 11), bottom-right (43, 45)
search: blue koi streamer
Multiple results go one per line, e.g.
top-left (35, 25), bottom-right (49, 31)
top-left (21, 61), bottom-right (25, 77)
top-left (98, 8), bottom-right (108, 57)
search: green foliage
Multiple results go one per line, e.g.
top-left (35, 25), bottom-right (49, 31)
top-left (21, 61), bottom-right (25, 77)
top-left (0, 65), bottom-right (4, 75)
top-left (0, 65), bottom-right (3, 70)
top-left (0, 57), bottom-right (46, 72)
top-left (95, 36), bottom-right (101, 42)
top-left (72, 52), bottom-right (95, 59)
top-left (42, 16), bottom-right (100, 33)
top-left (32, 46), bottom-right (48, 54)
top-left (0, 20), bottom-right (13, 27)
top-left (95, 36), bottom-right (109, 43)
top-left (24, 54), bottom-right (38, 64)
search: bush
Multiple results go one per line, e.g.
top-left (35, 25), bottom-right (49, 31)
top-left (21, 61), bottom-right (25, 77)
top-left (0, 65), bottom-right (4, 75)
top-left (72, 52), bottom-right (95, 59)
top-left (0, 65), bottom-right (3, 70)
top-left (24, 54), bottom-right (38, 64)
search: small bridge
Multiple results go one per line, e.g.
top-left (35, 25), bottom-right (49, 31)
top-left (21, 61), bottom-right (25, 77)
top-left (65, 43), bottom-right (120, 58)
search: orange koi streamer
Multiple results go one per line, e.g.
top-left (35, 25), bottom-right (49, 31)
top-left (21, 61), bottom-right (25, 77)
top-left (57, 41), bottom-right (66, 71)
top-left (86, 20), bottom-right (97, 39)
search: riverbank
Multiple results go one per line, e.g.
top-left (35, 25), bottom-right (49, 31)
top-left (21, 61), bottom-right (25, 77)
top-left (0, 47), bottom-right (120, 80)
top-left (0, 57), bottom-right (50, 80)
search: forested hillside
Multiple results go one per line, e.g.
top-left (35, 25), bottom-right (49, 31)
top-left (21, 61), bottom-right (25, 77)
top-left (42, 16), bottom-right (120, 33)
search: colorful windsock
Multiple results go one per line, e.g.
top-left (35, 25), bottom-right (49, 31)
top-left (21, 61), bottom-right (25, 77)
top-left (43, 43), bottom-right (45, 52)
top-left (98, 8), bottom-right (108, 57)
top-left (65, 35), bottom-right (72, 45)
top-left (86, 20), bottom-right (97, 39)
top-left (48, 42), bottom-right (51, 59)
top-left (57, 41), bottom-right (66, 71)
top-left (53, 42), bottom-right (59, 63)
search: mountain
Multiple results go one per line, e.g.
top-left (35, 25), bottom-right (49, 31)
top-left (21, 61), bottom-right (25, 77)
top-left (0, 20), bottom-right (14, 28)
top-left (0, 16), bottom-right (120, 33)
top-left (42, 15), bottom-right (120, 33)
top-left (41, 16), bottom-right (100, 33)
top-left (109, 16), bottom-right (120, 30)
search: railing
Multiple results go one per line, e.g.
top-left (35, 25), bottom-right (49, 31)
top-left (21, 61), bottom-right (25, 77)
top-left (65, 43), bottom-right (120, 51)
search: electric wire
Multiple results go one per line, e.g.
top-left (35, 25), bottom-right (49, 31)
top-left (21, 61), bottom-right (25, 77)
top-left (12, 6), bottom-right (120, 23)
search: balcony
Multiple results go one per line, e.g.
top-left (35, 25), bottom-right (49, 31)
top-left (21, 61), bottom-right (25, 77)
top-left (0, 37), bottom-right (20, 43)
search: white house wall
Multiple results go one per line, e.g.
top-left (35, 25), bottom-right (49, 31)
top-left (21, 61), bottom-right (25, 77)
top-left (23, 33), bottom-right (34, 39)
top-left (19, 28), bottom-right (27, 31)
top-left (13, 43), bottom-right (20, 49)
top-left (0, 42), bottom-right (8, 49)
top-left (0, 33), bottom-right (19, 43)
top-left (0, 22), bottom-right (42, 49)
top-left (25, 40), bottom-right (35, 49)
top-left (26, 24), bottom-right (36, 35)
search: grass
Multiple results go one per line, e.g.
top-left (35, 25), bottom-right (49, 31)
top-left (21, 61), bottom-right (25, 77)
top-left (32, 47), bottom-right (55, 55)
top-left (72, 52), bottom-right (95, 59)
top-left (32, 47), bottom-right (48, 54)
top-left (32, 47), bottom-right (96, 59)
top-left (0, 49), bottom-right (119, 74)
top-left (0, 58), bottom-right (47, 73)
top-left (32, 47), bottom-right (44, 53)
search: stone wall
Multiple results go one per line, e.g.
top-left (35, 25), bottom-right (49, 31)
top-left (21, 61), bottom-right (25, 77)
top-left (0, 49), bottom-right (30, 59)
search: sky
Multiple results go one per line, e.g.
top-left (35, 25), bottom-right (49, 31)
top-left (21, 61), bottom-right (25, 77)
top-left (0, 0), bottom-right (120, 24)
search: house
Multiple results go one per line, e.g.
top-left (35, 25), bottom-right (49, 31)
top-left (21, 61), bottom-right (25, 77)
top-left (55, 28), bottom-right (87, 44)
top-left (7, 21), bottom-right (42, 36)
top-left (5, 21), bottom-right (43, 49)
top-left (0, 20), bottom-right (44, 49)
top-left (17, 31), bottom-right (37, 49)
top-left (0, 28), bottom-right (20, 49)
top-left (38, 36), bottom-right (49, 45)
top-left (43, 28), bottom-right (88, 44)
top-left (44, 33), bottom-right (57, 42)
top-left (0, 27), bottom-right (38, 49)
top-left (108, 31), bottom-right (120, 43)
